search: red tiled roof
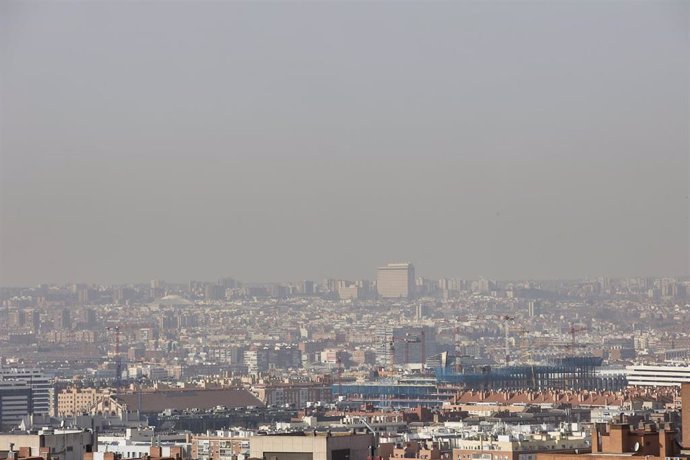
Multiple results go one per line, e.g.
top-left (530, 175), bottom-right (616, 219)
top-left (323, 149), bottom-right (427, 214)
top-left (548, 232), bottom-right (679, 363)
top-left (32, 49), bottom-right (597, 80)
top-left (452, 390), bottom-right (626, 407)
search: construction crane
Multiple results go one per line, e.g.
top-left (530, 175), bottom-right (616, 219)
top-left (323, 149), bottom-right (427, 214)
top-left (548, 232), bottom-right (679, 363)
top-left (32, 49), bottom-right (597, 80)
top-left (557, 322), bottom-right (589, 389)
top-left (502, 316), bottom-right (515, 365)
top-left (106, 326), bottom-right (122, 387)
top-left (505, 325), bottom-right (529, 365)
top-left (566, 322), bottom-right (588, 355)
top-left (456, 314), bottom-right (520, 365)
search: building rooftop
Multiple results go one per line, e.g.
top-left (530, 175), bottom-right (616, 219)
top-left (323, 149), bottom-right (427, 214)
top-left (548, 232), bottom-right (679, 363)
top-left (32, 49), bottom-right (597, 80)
top-left (115, 388), bottom-right (263, 412)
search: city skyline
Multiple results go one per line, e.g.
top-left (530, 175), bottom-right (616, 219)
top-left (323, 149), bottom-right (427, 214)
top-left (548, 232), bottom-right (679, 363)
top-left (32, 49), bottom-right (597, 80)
top-left (1, 1), bottom-right (690, 458)
top-left (1, 269), bottom-right (688, 290)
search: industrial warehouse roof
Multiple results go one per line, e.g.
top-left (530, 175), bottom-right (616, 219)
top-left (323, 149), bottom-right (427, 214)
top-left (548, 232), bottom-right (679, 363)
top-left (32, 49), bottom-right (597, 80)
top-left (115, 388), bottom-right (263, 412)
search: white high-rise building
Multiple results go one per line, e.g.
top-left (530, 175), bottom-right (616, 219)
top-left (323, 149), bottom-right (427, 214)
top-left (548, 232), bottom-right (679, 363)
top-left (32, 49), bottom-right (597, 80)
top-left (377, 263), bottom-right (415, 299)
top-left (625, 365), bottom-right (690, 387)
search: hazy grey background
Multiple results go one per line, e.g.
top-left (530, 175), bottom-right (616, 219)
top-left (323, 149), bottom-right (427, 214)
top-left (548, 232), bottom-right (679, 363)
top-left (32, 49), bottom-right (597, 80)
top-left (1, 1), bottom-right (688, 286)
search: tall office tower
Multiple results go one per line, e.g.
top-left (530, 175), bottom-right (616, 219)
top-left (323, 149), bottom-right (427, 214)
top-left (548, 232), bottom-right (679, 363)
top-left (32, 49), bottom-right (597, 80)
top-left (301, 280), bottom-right (314, 296)
top-left (113, 286), bottom-right (131, 305)
top-left (29, 309), bottom-right (40, 333)
top-left (77, 286), bottom-right (91, 305)
top-left (9, 309), bottom-right (26, 328)
top-left (150, 279), bottom-right (165, 299)
top-left (150, 279), bottom-right (163, 289)
top-left (392, 325), bottom-right (437, 364)
top-left (527, 300), bottom-right (540, 317)
top-left (374, 326), bottom-right (394, 366)
top-left (0, 368), bottom-right (53, 416)
top-left (82, 307), bottom-right (97, 328)
top-left (218, 277), bottom-right (238, 289)
top-left (376, 263), bottom-right (415, 299)
top-left (415, 304), bottom-right (429, 320)
top-left (59, 308), bottom-right (71, 329)
top-left (476, 278), bottom-right (492, 294)
top-left (205, 284), bottom-right (225, 301)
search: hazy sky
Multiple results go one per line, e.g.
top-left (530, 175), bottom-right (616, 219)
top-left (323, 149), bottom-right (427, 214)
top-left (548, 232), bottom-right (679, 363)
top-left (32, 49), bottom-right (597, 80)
top-left (1, 1), bottom-right (688, 286)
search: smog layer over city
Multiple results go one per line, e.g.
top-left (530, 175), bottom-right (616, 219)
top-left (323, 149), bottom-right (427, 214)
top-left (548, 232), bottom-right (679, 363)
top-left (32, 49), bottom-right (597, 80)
top-left (0, 2), bottom-right (688, 460)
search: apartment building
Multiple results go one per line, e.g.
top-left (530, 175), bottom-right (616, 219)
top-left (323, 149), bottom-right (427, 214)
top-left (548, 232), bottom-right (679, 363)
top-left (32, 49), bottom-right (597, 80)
top-left (191, 430), bottom-right (253, 460)
top-left (453, 434), bottom-right (589, 460)
top-left (250, 432), bottom-right (374, 460)
top-left (56, 388), bottom-right (111, 417)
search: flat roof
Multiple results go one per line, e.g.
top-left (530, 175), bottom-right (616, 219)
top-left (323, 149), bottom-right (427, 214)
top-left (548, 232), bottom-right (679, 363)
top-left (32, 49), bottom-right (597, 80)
top-left (115, 388), bottom-right (263, 412)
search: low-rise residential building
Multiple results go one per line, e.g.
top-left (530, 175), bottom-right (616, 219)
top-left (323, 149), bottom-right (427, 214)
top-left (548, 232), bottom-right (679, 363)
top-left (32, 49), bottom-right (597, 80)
top-left (391, 441), bottom-right (442, 460)
top-left (191, 430), bottom-right (254, 460)
top-left (250, 432), bottom-right (375, 460)
top-left (537, 422), bottom-right (681, 460)
top-left (0, 429), bottom-right (96, 460)
top-left (96, 427), bottom-right (190, 460)
top-left (453, 434), bottom-right (589, 460)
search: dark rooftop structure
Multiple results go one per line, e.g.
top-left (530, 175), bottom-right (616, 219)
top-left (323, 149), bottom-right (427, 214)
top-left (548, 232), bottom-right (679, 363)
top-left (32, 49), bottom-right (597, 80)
top-left (115, 388), bottom-right (263, 412)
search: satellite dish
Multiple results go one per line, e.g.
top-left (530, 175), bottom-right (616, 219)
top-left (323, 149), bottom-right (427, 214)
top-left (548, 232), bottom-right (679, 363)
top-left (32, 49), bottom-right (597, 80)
top-left (633, 442), bottom-right (640, 452)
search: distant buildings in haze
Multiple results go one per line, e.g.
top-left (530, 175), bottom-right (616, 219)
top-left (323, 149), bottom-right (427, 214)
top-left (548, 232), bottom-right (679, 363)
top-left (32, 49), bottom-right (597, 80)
top-left (377, 263), bottom-right (415, 299)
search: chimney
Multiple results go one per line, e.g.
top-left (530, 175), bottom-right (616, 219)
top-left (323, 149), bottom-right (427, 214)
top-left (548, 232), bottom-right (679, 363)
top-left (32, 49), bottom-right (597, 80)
top-left (607, 424), bottom-right (629, 454)
top-left (659, 423), bottom-right (679, 458)
top-left (643, 422), bottom-right (656, 432)
top-left (592, 424), bottom-right (602, 453)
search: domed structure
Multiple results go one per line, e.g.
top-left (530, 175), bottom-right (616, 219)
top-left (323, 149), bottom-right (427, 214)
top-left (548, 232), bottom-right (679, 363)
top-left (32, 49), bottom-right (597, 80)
top-left (150, 294), bottom-right (193, 308)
